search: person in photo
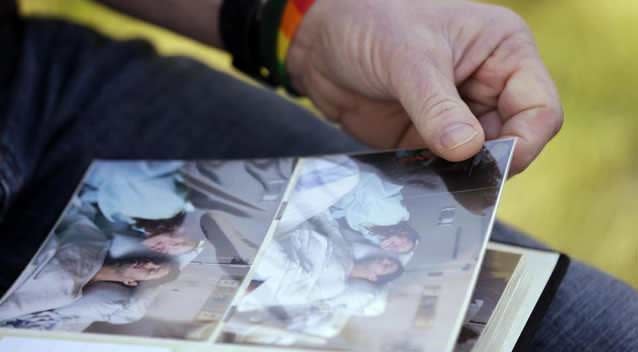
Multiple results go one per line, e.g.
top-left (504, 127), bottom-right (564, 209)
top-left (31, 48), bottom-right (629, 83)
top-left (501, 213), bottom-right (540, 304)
top-left (1, 260), bottom-right (180, 332)
top-left (0, 283), bottom-right (137, 331)
top-left (81, 161), bottom-right (193, 225)
top-left (281, 155), bottom-right (415, 252)
top-left (0, 209), bottom-right (176, 323)
top-left (79, 162), bottom-right (203, 262)
top-left (237, 219), bottom-right (403, 312)
top-left (330, 167), bottom-right (410, 236)
top-left (278, 156), bottom-right (360, 233)
top-left (2, 0), bottom-right (637, 349)
top-left (346, 221), bottom-right (420, 255)
top-left (108, 212), bottom-right (201, 259)
top-left (91, 257), bottom-right (176, 288)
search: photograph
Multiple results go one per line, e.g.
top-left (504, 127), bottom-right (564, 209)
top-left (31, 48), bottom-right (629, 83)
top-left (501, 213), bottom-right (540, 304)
top-left (454, 249), bottom-right (522, 352)
top-left (220, 140), bottom-right (514, 352)
top-left (0, 159), bottom-right (295, 340)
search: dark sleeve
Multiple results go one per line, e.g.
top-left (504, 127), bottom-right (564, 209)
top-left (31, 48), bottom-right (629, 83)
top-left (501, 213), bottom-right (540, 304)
top-left (0, 1), bottom-right (17, 19)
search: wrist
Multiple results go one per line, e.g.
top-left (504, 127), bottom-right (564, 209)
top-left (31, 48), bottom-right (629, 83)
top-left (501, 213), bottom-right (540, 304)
top-left (285, 0), bottom-right (321, 95)
top-left (219, 0), bottom-right (317, 92)
top-left (276, 0), bottom-right (317, 92)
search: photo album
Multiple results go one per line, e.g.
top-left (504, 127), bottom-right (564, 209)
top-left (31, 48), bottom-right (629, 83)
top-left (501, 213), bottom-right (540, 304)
top-left (0, 138), bottom-right (568, 352)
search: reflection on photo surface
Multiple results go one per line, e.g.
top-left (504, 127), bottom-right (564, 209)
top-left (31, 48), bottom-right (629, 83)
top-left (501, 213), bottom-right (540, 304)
top-left (223, 140), bottom-right (514, 352)
top-left (0, 140), bottom-right (513, 345)
top-left (0, 159), bottom-right (293, 340)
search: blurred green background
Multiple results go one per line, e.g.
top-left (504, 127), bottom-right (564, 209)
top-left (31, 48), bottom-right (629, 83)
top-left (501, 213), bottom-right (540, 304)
top-left (19, 0), bottom-right (638, 288)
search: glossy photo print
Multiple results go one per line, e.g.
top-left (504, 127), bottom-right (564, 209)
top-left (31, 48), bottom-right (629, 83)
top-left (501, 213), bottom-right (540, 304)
top-left (0, 139), bottom-right (514, 349)
top-left (0, 159), bottom-right (294, 340)
top-left (219, 139), bottom-right (515, 352)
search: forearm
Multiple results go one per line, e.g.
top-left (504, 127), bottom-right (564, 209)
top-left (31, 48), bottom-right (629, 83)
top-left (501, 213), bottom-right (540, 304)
top-left (96, 0), bottom-right (225, 49)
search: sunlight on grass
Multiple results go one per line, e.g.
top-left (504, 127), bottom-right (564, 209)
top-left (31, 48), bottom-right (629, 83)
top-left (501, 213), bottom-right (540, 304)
top-left (489, 0), bottom-right (638, 288)
top-left (20, 0), bottom-right (638, 288)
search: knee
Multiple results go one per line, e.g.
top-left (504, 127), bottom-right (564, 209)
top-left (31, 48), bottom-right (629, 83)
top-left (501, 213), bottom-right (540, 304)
top-left (533, 261), bottom-right (638, 351)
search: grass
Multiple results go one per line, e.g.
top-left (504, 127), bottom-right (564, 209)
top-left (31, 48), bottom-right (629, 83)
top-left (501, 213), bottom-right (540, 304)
top-left (19, 0), bottom-right (638, 289)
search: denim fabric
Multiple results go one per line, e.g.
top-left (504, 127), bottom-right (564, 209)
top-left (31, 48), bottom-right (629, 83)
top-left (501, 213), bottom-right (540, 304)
top-left (0, 18), bottom-right (636, 351)
top-left (491, 223), bottom-right (638, 351)
top-left (0, 18), bottom-right (364, 290)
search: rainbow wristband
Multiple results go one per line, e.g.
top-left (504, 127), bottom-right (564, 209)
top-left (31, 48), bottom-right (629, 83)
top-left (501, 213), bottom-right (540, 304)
top-left (276, 0), bottom-right (316, 91)
top-left (253, 0), bottom-right (316, 90)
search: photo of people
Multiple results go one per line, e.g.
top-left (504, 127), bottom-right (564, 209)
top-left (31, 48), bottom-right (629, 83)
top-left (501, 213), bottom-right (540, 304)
top-left (220, 139), bottom-right (514, 352)
top-left (0, 158), bottom-right (294, 340)
top-left (0, 139), bottom-right (513, 346)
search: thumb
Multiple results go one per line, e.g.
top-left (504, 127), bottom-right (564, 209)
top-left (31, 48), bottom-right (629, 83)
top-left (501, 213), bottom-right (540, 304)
top-left (390, 56), bottom-right (484, 161)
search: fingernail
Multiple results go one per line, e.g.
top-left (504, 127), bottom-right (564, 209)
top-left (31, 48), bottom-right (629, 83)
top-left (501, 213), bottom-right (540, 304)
top-left (440, 123), bottom-right (478, 150)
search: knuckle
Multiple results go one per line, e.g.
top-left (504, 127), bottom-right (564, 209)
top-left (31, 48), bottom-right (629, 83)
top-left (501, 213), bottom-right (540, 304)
top-left (418, 94), bottom-right (462, 123)
top-left (512, 159), bottom-right (531, 175)
top-left (490, 5), bottom-right (528, 30)
top-left (488, 6), bottom-right (537, 54)
top-left (388, 46), bottom-right (437, 94)
top-left (540, 103), bottom-right (565, 137)
top-left (550, 105), bottom-right (565, 136)
top-left (515, 148), bottom-right (538, 174)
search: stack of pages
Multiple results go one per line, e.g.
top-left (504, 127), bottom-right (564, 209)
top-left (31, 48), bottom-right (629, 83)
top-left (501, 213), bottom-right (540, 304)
top-left (0, 138), bottom-right (567, 352)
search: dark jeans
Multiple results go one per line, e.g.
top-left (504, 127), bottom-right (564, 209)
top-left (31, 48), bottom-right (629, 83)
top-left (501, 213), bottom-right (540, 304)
top-left (0, 18), bottom-right (636, 351)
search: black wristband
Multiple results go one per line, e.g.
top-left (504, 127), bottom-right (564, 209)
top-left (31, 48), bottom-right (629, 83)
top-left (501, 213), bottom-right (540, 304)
top-left (0, 1), bottom-right (18, 19)
top-left (219, 0), bottom-right (263, 80)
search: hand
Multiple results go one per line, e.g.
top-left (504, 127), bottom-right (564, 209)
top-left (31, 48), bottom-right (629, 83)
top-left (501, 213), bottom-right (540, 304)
top-left (287, 0), bottom-right (563, 174)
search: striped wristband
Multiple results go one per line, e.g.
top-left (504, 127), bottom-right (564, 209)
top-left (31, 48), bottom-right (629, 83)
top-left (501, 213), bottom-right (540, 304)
top-left (257, 0), bottom-right (316, 90)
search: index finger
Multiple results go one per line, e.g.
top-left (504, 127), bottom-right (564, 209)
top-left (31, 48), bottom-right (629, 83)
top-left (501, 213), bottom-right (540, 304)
top-left (498, 54), bottom-right (564, 174)
top-left (460, 30), bottom-right (564, 175)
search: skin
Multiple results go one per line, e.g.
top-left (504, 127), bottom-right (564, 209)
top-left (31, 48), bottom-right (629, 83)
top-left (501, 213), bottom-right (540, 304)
top-left (351, 257), bottom-right (400, 282)
top-left (287, 0), bottom-right (563, 174)
top-left (93, 260), bottom-right (172, 287)
top-left (380, 233), bottom-right (415, 254)
top-left (142, 233), bottom-right (198, 256)
top-left (98, 0), bottom-right (563, 174)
